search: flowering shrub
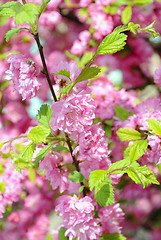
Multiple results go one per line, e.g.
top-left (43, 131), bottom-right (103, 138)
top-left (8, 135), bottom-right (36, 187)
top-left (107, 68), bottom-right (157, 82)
top-left (0, 1), bottom-right (161, 240)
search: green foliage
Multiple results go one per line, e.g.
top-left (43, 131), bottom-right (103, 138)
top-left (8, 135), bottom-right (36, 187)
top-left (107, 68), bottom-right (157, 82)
top-left (68, 171), bottom-right (86, 183)
top-left (37, 104), bottom-right (52, 129)
top-left (78, 51), bottom-right (94, 68)
top-left (128, 22), bottom-right (140, 34)
top-left (89, 170), bottom-right (108, 191)
top-left (139, 20), bottom-right (159, 37)
top-left (124, 139), bottom-right (148, 162)
top-left (58, 227), bottom-right (68, 240)
top-left (34, 143), bottom-right (54, 167)
top-left (5, 28), bottom-right (23, 42)
top-left (38, 0), bottom-right (51, 19)
top-left (96, 31), bottom-right (128, 55)
top-left (28, 125), bottom-right (51, 144)
top-left (121, 6), bottom-right (132, 25)
top-left (53, 145), bottom-right (70, 152)
top-left (52, 69), bottom-right (71, 80)
top-left (126, 165), bottom-right (160, 188)
top-left (101, 233), bottom-right (126, 240)
top-left (148, 119), bottom-right (161, 136)
top-left (95, 178), bottom-right (115, 207)
top-left (107, 159), bottom-right (130, 174)
top-left (75, 67), bottom-right (101, 82)
top-left (116, 128), bottom-right (142, 141)
top-left (133, 0), bottom-right (153, 6)
top-left (114, 106), bottom-right (130, 121)
top-left (28, 167), bottom-right (36, 183)
top-left (0, 2), bottom-right (40, 26)
top-left (0, 181), bottom-right (5, 194)
top-left (20, 142), bottom-right (36, 161)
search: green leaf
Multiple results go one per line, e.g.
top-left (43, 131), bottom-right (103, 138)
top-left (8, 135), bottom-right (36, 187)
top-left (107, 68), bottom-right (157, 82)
top-left (96, 31), bottom-right (127, 55)
top-left (79, 185), bottom-right (85, 193)
top-left (125, 139), bottom-right (148, 162)
top-left (20, 142), bottom-right (36, 161)
top-left (101, 233), bottom-right (126, 240)
top-left (34, 143), bottom-right (54, 167)
top-left (75, 67), bottom-right (101, 83)
top-left (37, 104), bottom-right (52, 129)
top-left (114, 106), bottom-right (130, 121)
top-left (107, 159), bottom-right (130, 174)
top-left (28, 167), bottom-right (36, 183)
top-left (53, 144), bottom-right (70, 152)
top-left (0, 142), bottom-right (5, 150)
top-left (28, 125), bottom-right (51, 144)
top-left (89, 170), bottom-right (108, 191)
top-left (0, 181), bottom-right (5, 194)
top-left (121, 6), bottom-right (132, 25)
top-left (95, 179), bottom-right (115, 207)
top-left (116, 128), bottom-right (142, 141)
top-left (5, 28), bottom-right (22, 42)
top-left (128, 22), bottom-right (140, 35)
top-left (148, 119), bottom-right (161, 136)
top-left (126, 165), bottom-right (160, 188)
top-left (38, 0), bottom-right (51, 19)
top-left (58, 227), bottom-right (68, 240)
top-left (0, 2), bottom-right (21, 17)
top-left (68, 171), bottom-right (86, 183)
top-left (15, 3), bottom-right (40, 25)
top-left (52, 69), bottom-right (71, 80)
top-left (78, 51), bottom-right (94, 68)
top-left (133, 0), bottom-right (153, 6)
top-left (139, 20), bottom-right (159, 37)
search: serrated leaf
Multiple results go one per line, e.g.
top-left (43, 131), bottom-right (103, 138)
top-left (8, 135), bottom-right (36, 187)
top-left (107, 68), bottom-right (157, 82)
top-left (5, 28), bottom-right (22, 42)
top-left (28, 125), bottom-right (50, 144)
top-left (75, 66), bottom-right (101, 82)
top-left (15, 3), bottom-right (40, 26)
top-left (89, 170), bottom-right (108, 191)
top-left (58, 227), bottom-right (68, 240)
top-left (96, 31), bottom-right (127, 55)
top-left (95, 180), bottom-right (115, 207)
top-left (114, 106), bottom-right (130, 121)
top-left (116, 128), bottom-right (142, 141)
top-left (52, 69), bottom-right (71, 79)
top-left (101, 233), bottom-right (126, 240)
top-left (68, 171), bottom-right (86, 183)
top-left (148, 119), bottom-right (161, 136)
top-left (34, 143), bottom-right (54, 167)
top-left (53, 144), bottom-right (69, 152)
top-left (107, 159), bottom-right (131, 174)
top-left (37, 104), bottom-right (52, 129)
top-left (38, 0), bottom-right (51, 19)
top-left (0, 2), bottom-right (21, 17)
top-left (125, 139), bottom-right (148, 162)
top-left (126, 165), bottom-right (160, 188)
top-left (121, 6), bottom-right (132, 25)
top-left (20, 142), bottom-right (36, 161)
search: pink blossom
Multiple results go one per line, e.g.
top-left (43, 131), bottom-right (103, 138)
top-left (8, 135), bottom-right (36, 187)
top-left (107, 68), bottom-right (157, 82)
top-left (78, 124), bottom-right (109, 162)
top-left (6, 54), bottom-right (41, 100)
top-left (50, 94), bottom-right (96, 135)
top-left (146, 135), bottom-right (161, 165)
top-left (71, 40), bottom-right (85, 55)
top-left (55, 195), bottom-right (102, 240)
top-left (98, 203), bottom-right (124, 234)
top-left (52, 61), bottom-right (81, 87)
top-left (39, 152), bottom-right (68, 193)
top-left (154, 66), bottom-right (161, 86)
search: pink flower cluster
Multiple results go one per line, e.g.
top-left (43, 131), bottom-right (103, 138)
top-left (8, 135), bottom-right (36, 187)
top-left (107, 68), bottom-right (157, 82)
top-left (55, 195), bottom-right (102, 240)
top-left (0, 160), bottom-right (24, 218)
top-left (6, 53), bottom-right (41, 100)
top-left (39, 152), bottom-right (68, 193)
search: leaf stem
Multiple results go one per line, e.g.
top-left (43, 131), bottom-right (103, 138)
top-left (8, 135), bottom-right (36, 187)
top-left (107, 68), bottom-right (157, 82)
top-left (22, 0), bottom-right (26, 4)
